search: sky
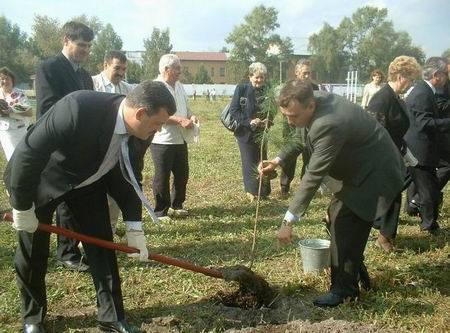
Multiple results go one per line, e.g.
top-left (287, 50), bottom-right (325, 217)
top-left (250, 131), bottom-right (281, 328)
top-left (1, 0), bottom-right (449, 58)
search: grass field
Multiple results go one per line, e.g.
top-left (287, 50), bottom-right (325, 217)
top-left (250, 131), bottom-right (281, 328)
top-left (0, 97), bottom-right (449, 332)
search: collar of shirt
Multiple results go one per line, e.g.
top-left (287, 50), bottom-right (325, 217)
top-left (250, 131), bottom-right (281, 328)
top-left (425, 80), bottom-right (437, 94)
top-left (100, 72), bottom-right (115, 89)
top-left (114, 99), bottom-right (128, 135)
top-left (155, 75), bottom-right (177, 93)
top-left (61, 50), bottom-right (80, 72)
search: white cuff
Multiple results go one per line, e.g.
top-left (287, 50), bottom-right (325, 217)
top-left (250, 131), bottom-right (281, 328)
top-left (284, 210), bottom-right (300, 223)
top-left (125, 221), bottom-right (142, 231)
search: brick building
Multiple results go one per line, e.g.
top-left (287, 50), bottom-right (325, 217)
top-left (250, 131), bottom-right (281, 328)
top-left (175, 51), bottom-right (231, 84)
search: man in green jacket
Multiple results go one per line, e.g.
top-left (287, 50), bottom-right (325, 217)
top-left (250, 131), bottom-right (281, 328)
top-left (260, 80), bottom-right (405, 307)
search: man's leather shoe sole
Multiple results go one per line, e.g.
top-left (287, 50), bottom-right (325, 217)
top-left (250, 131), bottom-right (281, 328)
top-left (24, 323), bottom-right (46, 333)
top-left (57, 259), bottom-right (89, 272)
top-left (98, 320), bottom-right (144, 333)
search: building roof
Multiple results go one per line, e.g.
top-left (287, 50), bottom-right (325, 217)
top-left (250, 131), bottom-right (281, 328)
top-left (175, 52), bottom-right (228, 62)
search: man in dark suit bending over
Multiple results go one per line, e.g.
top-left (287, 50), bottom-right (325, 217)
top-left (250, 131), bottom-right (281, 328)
top-left (5, 81), bottom-right (176, 333)
top-left (260, 80), bottom-right (405, 307)
top-left (35, 21), bottom-right (95, 271)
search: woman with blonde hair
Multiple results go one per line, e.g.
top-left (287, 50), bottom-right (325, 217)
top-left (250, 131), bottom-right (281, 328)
top-left (367, 55), bottom-right (422, 251)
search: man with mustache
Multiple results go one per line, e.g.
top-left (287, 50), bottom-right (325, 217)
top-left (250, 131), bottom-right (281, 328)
top-left (92, 50), bottom-right (134, 94)
top-left (92, 50), bottom-right (146, 237)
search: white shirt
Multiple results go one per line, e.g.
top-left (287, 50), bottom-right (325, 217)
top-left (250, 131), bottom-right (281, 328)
top-left (76, 100), bottom-right (127, 188)
top-left (92, 72), bottom-right (134, 94)
top-left (361, 82), bottom-right (383, 108)
top-left (61, 50), bottom-right (81, 72)
top-left (152, 76), bottom-right (192, 145)
top-left (425, 80), bottom-right (436, 94)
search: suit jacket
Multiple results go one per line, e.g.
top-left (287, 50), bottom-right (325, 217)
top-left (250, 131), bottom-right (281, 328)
top-left (229, 83), bottom-right (272, 143)
top-left (404, 80), bottom-right (450, 167)
top-left (436, 79), bottom-right (450, 115)
top-left (4, 91), bottom-right (135, 210)
top-left (367, 83), bottom-right (409, 153)
top-left (435, 79), bottom-right (450, 160)
top-left (285, 92), bottom-right (405, 222)
top-left (35, 52), bottom-right (93, 119)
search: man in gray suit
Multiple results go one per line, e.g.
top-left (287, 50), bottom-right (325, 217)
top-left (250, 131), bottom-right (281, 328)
top-left (260, 80), bottom-right (405, 307)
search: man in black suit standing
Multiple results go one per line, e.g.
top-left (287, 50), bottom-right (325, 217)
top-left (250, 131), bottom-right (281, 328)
top-left (260, 80), bottom-right (405, 307)
top-left (404, 57), bottom-right (449, 235)
top-left (6, 81), bottom-right (176, 333)
top-left (435, 57), bottom-right (450, 194)
top-left (35, 21), bottom-right (94, 271)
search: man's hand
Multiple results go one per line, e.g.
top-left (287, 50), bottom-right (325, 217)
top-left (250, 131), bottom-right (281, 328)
top-left (126, 230), bottom-right (149, 262)
top-left (258, 159), bottom-right (280, 176)
top-left (250, 118), bottom-right (263, 128)
top-left (179, 118), bottom-right (194, 129)
top-left (277, 223), bottom-right (293, 245)
top-left (12, 204), bottom-right (39, 233)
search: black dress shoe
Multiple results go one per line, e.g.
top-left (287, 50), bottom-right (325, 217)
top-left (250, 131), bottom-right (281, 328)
top-left (98, 320), bottom-right (144, 333)
top-left (313, 292), bottom-right (355, 308)
top-left (57, 259), bottom-right (89, 272)
top-left (24, 323), bottom-right (46, 333)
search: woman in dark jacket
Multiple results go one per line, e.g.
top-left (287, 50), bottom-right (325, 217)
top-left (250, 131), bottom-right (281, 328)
top-left (229, 62), bottom-right (273, 201)
top-left (367, 55), bottom-right (422, 251)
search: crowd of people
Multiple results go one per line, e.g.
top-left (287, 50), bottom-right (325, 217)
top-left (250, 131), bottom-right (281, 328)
top-left (1, 19), bottom-right (449, 333)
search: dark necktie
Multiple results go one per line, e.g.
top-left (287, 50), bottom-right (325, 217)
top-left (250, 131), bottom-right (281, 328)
top-left (76, 68), bottom-right (85, 89)
top-left (119, 135), bottom-right (159, 224)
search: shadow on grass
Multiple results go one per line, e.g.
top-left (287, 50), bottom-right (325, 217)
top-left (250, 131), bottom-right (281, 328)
top-left (40, 277), bottom-right (437, 333)
top-left (408, 260), bottom-right (450, 296)
top-left (39, 284), bottom-right (325, 332)
top-left (11, 256), bottom-right (447, 332)
top-left (393, 229), bottom-right (449, 254)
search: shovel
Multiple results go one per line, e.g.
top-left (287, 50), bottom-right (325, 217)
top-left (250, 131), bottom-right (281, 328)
top-left (4, 217), bottom-right (223, 278)
top-left (3, 217), bottom-right (274, 305)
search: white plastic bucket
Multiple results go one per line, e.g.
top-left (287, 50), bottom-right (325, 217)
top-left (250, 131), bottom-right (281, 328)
top-left (298, 239), bottom-right (331, 274)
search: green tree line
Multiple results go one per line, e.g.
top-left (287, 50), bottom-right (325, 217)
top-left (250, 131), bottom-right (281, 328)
top-left (1, 6), bottom-right (445, 86)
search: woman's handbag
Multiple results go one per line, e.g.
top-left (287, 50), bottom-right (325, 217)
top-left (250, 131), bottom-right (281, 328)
top-left (220, 103), bottom-right (239, 132)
